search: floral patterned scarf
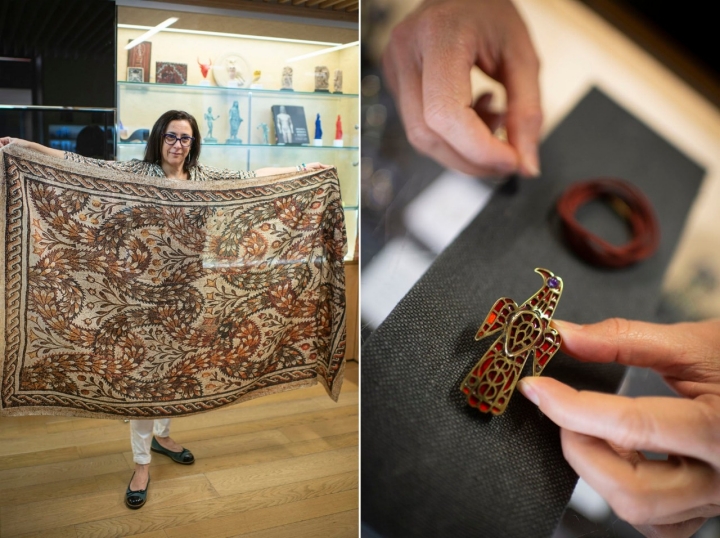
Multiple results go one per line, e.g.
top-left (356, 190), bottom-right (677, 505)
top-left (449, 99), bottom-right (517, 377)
top-left (0, 145), bottom-right (346, 419)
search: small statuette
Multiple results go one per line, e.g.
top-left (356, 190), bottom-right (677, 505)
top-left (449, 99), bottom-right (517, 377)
top-left (460, 268), bottom-right (564, 415)
top-left (204, 106), bottom-right (219, 144)
top-left (333, 69), bottom-right (343, 94)
top-left (333, 115), bottom-right (343, 147)
top-left (226, 100), bottom-right (243, 144)
top-left (198, 57), bottom-right (212, 86)
top-left (314, 66), bottom-right (330, 92)
top-left (281, 66), bottom-right (293, 91)
top-left (313, 113), bottom-right (323, 146)
top-left (225, 58), bottom-right (244, 88)
top-left (257, 123), bottom-right (269, 145)
top-left (250, 69), bottom-right (262, 89)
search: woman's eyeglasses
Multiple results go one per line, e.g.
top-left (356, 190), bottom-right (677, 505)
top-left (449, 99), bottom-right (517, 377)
top-left (163, 133), bottom-right (195, 147)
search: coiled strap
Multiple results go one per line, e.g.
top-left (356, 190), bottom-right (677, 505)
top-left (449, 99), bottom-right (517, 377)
top-left (556, 178), bottom-right (660, 268)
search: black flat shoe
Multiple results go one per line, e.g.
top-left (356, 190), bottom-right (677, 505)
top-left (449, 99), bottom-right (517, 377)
top-left (151, 437), bottom-right (195, 464)
top-left (125, 472), bottom-right (149, 509)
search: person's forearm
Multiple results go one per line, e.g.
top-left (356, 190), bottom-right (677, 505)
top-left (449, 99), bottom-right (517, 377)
top-left (29, 141), bottom-right (65, 158)
top-left (254, 163), bottom-right (329, 177)
top-left (12, 139), bottom-right (65, 159)
top-left (254, 166), bottom-right (296, 177)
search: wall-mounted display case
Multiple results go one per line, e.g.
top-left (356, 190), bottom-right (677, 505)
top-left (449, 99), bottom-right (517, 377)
top-left (116, 7), bottom-right (359, 261)
top-left (116, 82), bottom-right (358, 207)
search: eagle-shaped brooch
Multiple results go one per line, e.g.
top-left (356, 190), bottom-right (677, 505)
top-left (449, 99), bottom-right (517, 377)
top-left (461, 268), bottom-right (563, 415)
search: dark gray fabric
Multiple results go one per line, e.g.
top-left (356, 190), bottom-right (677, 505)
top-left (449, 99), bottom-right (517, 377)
top-left (360, 88), bottom-right (705, 538)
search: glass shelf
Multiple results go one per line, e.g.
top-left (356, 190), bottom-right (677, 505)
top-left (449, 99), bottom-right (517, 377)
top-left (118, 81), bottom-right (358, 98)
top-left (118, 142), bottom-right (358, 150)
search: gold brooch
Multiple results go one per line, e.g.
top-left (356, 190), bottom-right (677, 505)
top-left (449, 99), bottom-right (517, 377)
top-left (461, 268), bottom-right (563, 415)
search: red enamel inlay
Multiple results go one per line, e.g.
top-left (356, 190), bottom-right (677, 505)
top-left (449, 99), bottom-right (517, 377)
top-left (462, 387), bottom-right (470, 394)
top-left (469, 395), bottom-right (479, 406)
top-left (541, 342), bottom-right (551, 351)
top-left (488, 312), bottom-right (497, 324)
top-left (539, 356), bottom-right (548, 365)
top-left (480, 359), bottom-right (492, 376)
top-left (480, 402), bottom-right (490, 412)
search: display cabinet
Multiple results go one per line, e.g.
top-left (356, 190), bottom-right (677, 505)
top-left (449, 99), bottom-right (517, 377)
top-left (0, 105), bottom-right (116, 159)
top-left (116, 9), bottom-right (359, 260)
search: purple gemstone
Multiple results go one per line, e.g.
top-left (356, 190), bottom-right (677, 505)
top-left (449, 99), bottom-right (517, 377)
top-left (548, 277), bottom-right (560, 289)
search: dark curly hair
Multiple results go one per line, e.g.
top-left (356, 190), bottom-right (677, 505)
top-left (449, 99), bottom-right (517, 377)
top-left (144, 110), bottom-right (202, 171)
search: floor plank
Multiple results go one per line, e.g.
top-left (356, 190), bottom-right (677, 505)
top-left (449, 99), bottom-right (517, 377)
top-left (229, 509), bottom-right (358, 538)
top-left (205, 446), bottom-right (357, 496)
top-left (0, 362), bottom-right (358, 538)
top-left (74, 472), bottom-right (357, 538)
top-left (0, 453), bottom-right (130, 492)
top-left (0, 474), bottom-right (218, 536)
top-left (0, 445), bottom-right (81, 472)
top-left (0, 475), bottom-right (100, 508)
top-left (130, 432), bottom-right (360, 489)
top-left (279, 413), bottom-right (359, 442)
top-left (12, 526), bottom-right (79, 538)
top-left (164, 489), bottom-right (358, 538)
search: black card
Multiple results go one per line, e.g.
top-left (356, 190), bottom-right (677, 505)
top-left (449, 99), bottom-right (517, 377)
top-left (271, 104), bottom-right (309, 145)
top-left (360, 87), bottom-right (705, 538)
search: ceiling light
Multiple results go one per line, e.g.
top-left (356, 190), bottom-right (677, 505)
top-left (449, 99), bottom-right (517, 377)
top-left (286, 41), bottom-right (358, 63)
top-left (118, 24), bottom-right (340, 47)
top-left (124, 17), bottom-right (179, 50)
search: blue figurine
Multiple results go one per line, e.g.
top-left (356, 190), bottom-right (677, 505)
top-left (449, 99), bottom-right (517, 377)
top-left (314, 113), bottom-right (323, 146)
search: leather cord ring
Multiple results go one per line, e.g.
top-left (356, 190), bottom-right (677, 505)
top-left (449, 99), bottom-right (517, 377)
top-left (556, 178), bottom-right (660, 268)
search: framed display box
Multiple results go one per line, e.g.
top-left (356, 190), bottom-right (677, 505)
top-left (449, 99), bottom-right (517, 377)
top-left (126, 40), bottom-right (151, 82)
top-left (155, 62), bottom-right (187, 84)
top-left (127, 67), bottom-right (143, 82)
top-left (271, 104), bottom-right (309, 145)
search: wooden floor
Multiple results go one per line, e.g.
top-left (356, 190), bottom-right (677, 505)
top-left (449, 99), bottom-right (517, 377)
top-left (0, 361), bottom-right (358, 538)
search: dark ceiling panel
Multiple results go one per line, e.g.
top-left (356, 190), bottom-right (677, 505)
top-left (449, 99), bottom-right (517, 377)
top-left (0, 0), bottom-right (357, 61)
top-left (30, 8), bottom-right (59, 49)
top-left (146, 0), bottom-right (359, 23)
top-left (0, 0), bottom-right (115, 60)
